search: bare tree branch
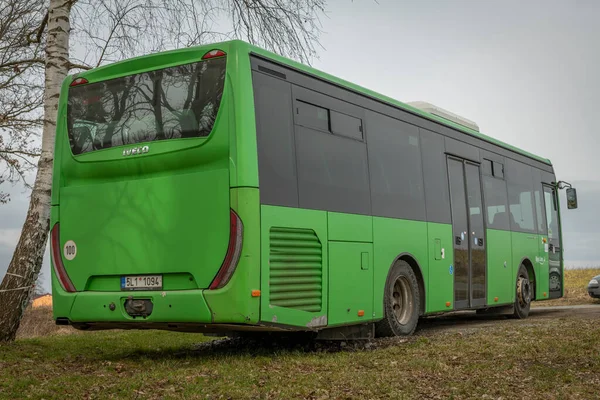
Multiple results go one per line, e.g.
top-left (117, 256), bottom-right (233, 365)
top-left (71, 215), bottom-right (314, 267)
top-left (27, 11), bottom-right (48, 44)
top-left (0, 58), bottom-right (45, 69)
top-left (0, 149), bottom-right (42, 157)
top-left (68, 61), bottom-right (92, 70)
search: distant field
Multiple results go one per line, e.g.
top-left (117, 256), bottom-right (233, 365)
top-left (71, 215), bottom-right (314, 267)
top-left (533, 267), bottom-right (600, 307)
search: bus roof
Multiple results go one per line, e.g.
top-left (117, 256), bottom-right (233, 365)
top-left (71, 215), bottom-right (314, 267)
top-left (69, 39), bottom-right (552, 166)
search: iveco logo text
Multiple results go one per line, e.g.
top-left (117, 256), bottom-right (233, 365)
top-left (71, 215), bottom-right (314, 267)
top-left (123, 145), bottom-right (149, 156)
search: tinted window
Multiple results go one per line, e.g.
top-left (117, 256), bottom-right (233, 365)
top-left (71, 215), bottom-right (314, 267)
top-left (511, 192), bottom-right (535, 231)
top-left (253, 72), bottom-right (298, 207)
top-left (535, 190), bottom-right (546, 234)
top-left (295, 100), bottom-right (329, 132)
top-left (295, 126), bottom-right (371, 215)
top-left (331, 110), bottom-right (363, 141)
top-left (493, 161), bottom-right (504, 178)
top-left (465, 162), bottom-right (486, 303)
top-left (367, 111), bottom-right (425, 220)
top-left (482, 159), bottom-right (493, 176)
top-left (506, 160), bottom-right (537, 233)
top-left (448, 158), bottom-right (469, 305)
top-left (532, 169), bottom-right (546, 234)
top-left (67, 57), bottom-right (226, 155)
top-left (544, 186), bottom-right (560, 240)
top-left (483, 175), bottom-right (509, 230)
top-left (421, 128), bottom-right (451, 223)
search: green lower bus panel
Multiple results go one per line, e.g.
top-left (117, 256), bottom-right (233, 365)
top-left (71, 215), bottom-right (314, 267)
top-left (328, 241), bottom-right (374, 326)
top-left (426, 223), bottom-right (454, 313)
top-left (486, 229), bottom-right (513, 305)
top-left (260, 205), bottom-right (329, 329)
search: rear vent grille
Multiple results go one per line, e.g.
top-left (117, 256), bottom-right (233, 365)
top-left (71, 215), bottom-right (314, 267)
top-left (269, 227), bottom-right (322, 312)
top-left (258, 65), bottom-right (287, 80)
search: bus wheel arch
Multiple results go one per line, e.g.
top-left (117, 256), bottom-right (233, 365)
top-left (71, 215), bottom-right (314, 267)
top-left (376, 257), bottom-right (421, 337)
top-left (513, 260), bottom-right (534, 319)
top-left (395, 253), bottom-right (426, 316)
top-left (519, 257), bottom-right (536, 301)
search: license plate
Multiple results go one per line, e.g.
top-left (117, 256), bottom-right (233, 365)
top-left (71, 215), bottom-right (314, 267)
top-left (121, 275), bottom-right (162, 290)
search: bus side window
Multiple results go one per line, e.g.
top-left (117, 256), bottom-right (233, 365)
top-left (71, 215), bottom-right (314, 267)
top-left (506, 159), bottom-right (537, 233)
top-left (483, 175), bottom-right (509, 231)
top-left (296, 100), bottom-right (330, 133)
top-left (295, 117), bottom-right (370, 215)
top-left (253, 72), bottom-right (299, 208)
top-left (421, 128), bottom-right (451, 224)
top-left (330, 110), bottom-right (363, 141)
top-left (367, 111), bottom-right (426, 221)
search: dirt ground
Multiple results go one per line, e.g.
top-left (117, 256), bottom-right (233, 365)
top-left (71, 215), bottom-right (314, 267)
top-left (416, 304), bottom-right (600, 335)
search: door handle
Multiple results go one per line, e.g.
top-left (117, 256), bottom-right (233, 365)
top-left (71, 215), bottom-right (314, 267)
top-left (361, 252), bottom-right (369, 270)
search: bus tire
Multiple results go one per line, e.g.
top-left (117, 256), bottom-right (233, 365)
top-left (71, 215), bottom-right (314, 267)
top-left (375, 260), bottom-right (420, 337)
top-left (513, 264), bottom-right (532, 319)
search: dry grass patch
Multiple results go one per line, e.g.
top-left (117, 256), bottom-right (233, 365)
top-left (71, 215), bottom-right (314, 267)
top-left (16, 306), bottom-right (76, 339)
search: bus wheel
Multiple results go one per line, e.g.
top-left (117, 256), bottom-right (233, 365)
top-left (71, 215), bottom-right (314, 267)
top-left (513, 264), bottom-right (531, 319)
top-left (376, 260), bottom-right (420, 337)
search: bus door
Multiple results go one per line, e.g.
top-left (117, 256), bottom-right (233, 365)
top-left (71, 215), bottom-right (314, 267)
top-left (543, 184), bottom-right (563, 298)
top-left (447, 157), bottom-right (487, 309)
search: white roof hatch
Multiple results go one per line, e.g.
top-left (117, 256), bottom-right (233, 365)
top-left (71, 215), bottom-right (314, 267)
top-left (407, 101), bottom-right (480, 132)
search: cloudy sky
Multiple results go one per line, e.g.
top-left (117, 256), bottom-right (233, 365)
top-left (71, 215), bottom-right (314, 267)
top-left (1, 0), bottom-right (599, 292)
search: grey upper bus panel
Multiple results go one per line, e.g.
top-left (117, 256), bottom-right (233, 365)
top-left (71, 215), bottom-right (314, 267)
top-left (250, 55), bottom-right (554, 175)
top-left (445, 137), bottom-right (480, 163)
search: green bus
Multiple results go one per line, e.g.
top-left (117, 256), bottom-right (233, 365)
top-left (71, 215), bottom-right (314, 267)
top-left (50, 40), bottom-right (577, 338)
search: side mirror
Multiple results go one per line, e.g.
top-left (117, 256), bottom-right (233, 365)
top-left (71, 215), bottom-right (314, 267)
top-left (566, 188), bottom-right (578, 209)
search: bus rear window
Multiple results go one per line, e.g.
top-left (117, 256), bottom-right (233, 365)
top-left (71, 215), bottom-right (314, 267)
top-left (67, 57), bottom-right (226, 155)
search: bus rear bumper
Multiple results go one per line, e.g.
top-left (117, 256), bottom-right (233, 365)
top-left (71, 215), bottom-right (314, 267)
top-left (60, 289), bottom-right (214, 325)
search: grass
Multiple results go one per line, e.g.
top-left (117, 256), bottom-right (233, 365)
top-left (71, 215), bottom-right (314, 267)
top-left (533, 267), bottom-right (600, 307)
top-left (2, 316), bottom-right (600, 399)
top-left (2, 269), bottom-right (599, 399)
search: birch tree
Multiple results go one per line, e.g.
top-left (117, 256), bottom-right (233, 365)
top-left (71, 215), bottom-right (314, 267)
top-left (0, 0), bottom-right (327, 342)
top-left (0, 1), bottom-right (46, 203)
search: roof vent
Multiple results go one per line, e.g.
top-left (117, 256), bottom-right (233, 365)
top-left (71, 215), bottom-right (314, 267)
top-left (407, 101), bottom-right (480, 132)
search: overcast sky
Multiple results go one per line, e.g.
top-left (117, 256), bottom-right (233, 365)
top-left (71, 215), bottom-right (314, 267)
top-left (1, 0), bottom-right (599, 292)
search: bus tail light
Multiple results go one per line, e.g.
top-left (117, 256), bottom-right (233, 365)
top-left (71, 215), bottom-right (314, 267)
top-left (209, 210), bottom-right (243, 290)
top-left (202, 49), bottom-right (226, 60)
top-left (50, 223), bottom-right (76, 293)
top-left (70, 77), bottom-right (88, 87)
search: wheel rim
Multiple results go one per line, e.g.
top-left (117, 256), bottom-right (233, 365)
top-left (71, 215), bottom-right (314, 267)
top-left (391, 276), bottom-right (414, 325)
top-left (550, 274), bottom-right (560, 291)
top-left (516, 275), bottom-right (531, 307)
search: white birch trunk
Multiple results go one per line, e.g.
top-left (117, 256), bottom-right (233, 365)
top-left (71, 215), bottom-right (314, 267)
top-left (0, 0), bottom-right (72, 342)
